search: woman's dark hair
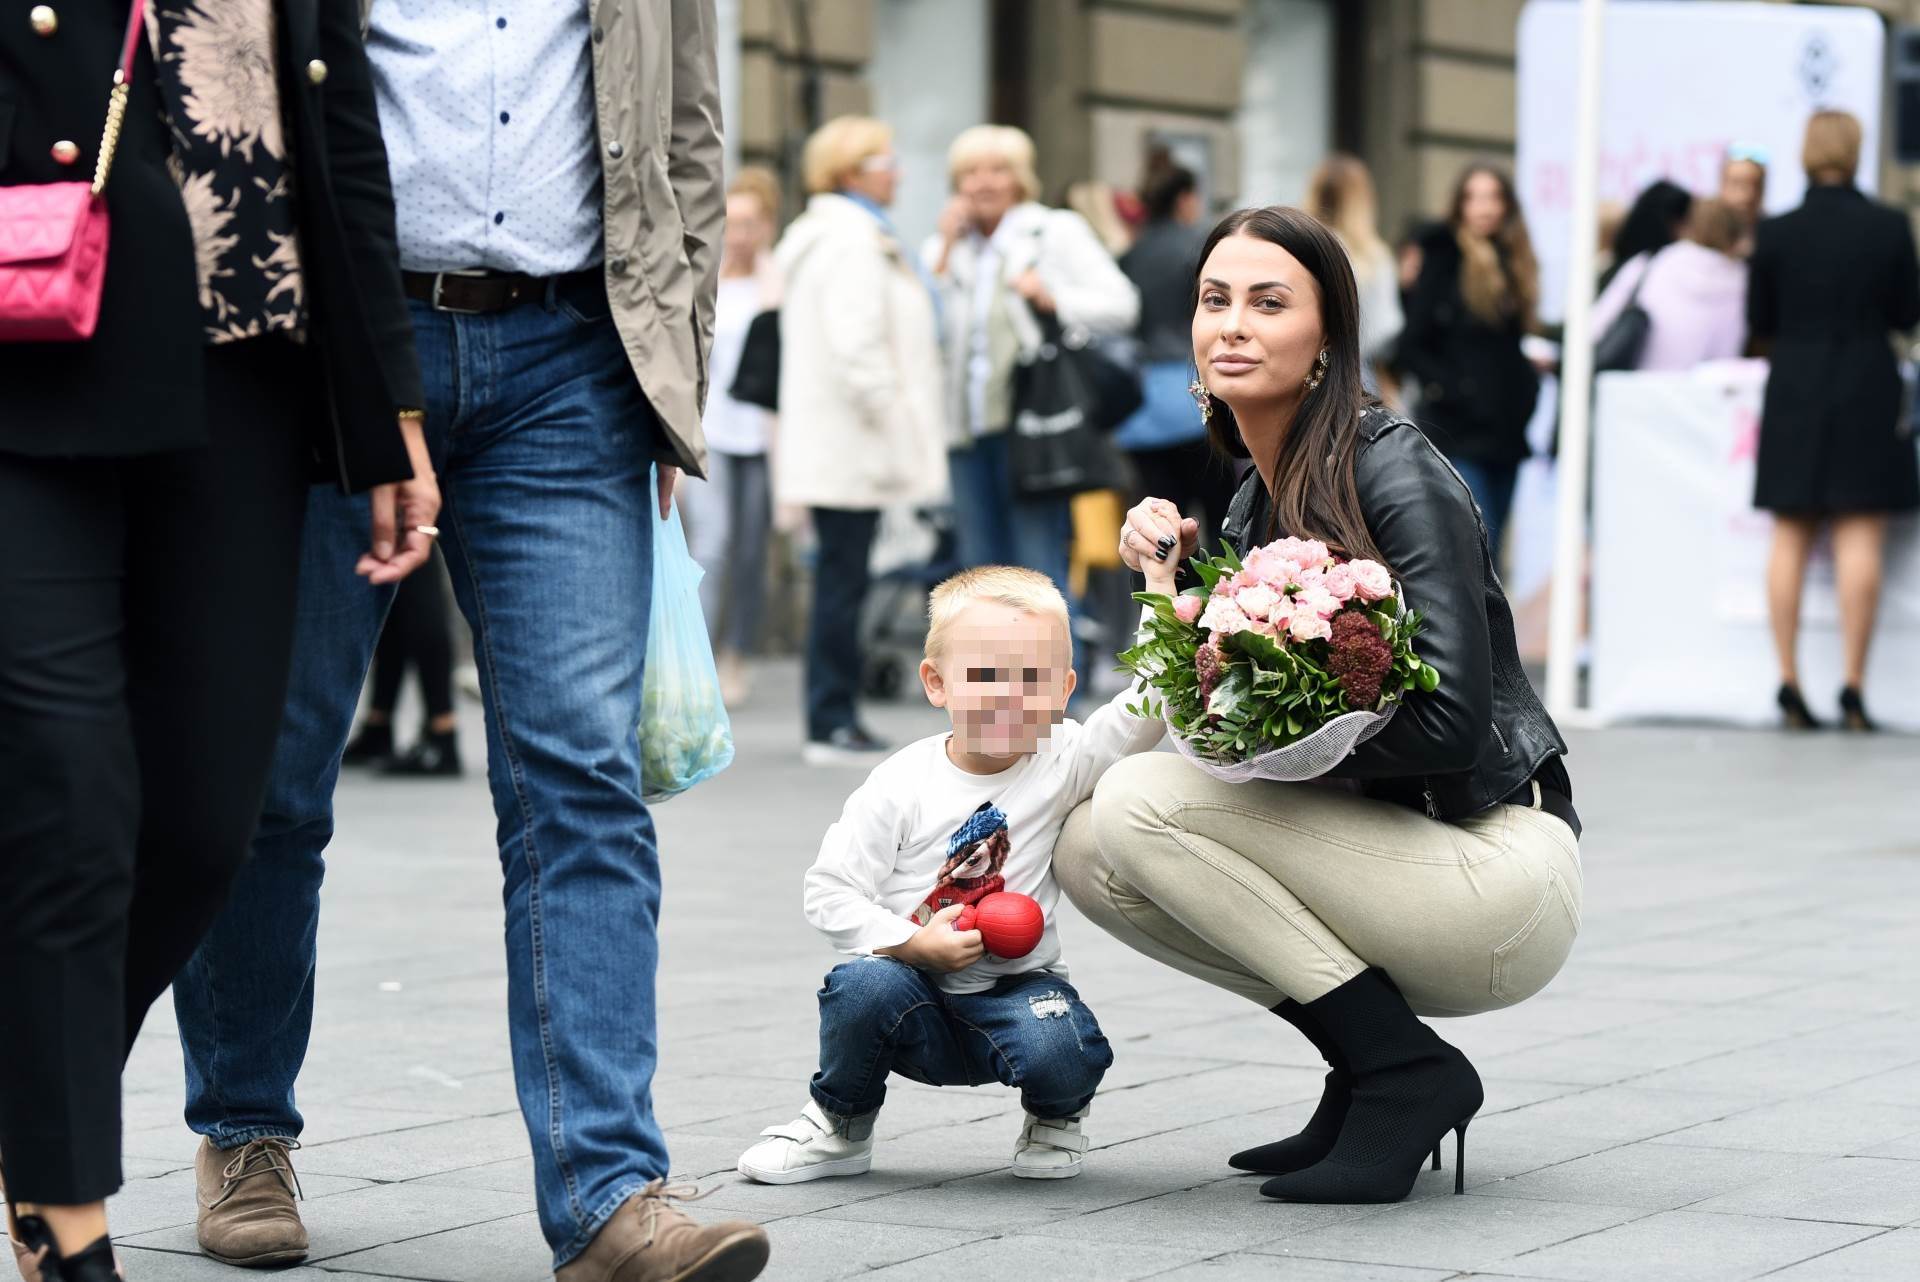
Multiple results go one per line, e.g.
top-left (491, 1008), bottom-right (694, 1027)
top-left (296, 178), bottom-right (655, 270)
top-left (1601, 179), bottom-right (1692, 290)
top-left (1193, 205), bottom-right (1385, 563)
top-left (1142, 164), bottom-right (1197, 223)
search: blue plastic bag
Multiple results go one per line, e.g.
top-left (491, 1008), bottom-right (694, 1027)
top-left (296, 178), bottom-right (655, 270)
top-left (639, 471), bottom-right (735, 802)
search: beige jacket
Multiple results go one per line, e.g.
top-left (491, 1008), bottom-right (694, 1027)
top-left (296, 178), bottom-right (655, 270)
top-left (360, 0), bottom-right (725, 478)
top-left (772, 194), bottom-right (949, 511)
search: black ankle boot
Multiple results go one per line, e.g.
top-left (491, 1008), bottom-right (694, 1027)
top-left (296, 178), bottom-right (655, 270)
top-left (14, 1217), bottom-right (118, 1282)
top-left (1838, 686), bottom-right (1876, 733)
top-left (1777, 684), bottom-right (1822, 731)
top-left (1259, 968), bottom-right (1481, 1204)
top-left (381, 727), bottom-right (462, 777)
top-left (1228, 1000), bottom-right (1353, 1175)
top-left (341, 719), bottom-right (395, 765)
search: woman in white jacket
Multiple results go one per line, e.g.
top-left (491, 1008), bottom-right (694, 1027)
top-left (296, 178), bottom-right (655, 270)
top-left (925, 125), bottom-right (1139, 613)
top-left (775, 117), bottom-right (950, 766)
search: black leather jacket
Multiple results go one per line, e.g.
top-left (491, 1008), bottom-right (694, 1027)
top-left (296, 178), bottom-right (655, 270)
top-left (1219, 405), bottom-right (1573, 824)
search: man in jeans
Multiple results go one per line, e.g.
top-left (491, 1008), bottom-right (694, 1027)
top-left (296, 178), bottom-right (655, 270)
top-left (170, 3), bottom-right (769, 1280)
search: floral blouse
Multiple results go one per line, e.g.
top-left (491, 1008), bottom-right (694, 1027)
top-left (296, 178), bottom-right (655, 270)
top-left (148, 0), bottom-right (306, 344)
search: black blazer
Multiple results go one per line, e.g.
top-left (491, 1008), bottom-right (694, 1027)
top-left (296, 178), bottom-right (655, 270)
top-left (1748, 183), bottom-right (1920, 515)
top-left (0, 0), bottom-right (420, 492)
top-left (1397, 227), bottom-right (1541, 467)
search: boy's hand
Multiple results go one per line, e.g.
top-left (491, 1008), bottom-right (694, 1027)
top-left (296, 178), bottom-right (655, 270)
top-left (879, 905), bottom-right (986, 973)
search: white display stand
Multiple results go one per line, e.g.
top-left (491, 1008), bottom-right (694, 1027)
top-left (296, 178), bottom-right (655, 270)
top-left (1589, 364), bottom-right (1920, 730)
top-left (1518, 1), bottom-right (1885, 323)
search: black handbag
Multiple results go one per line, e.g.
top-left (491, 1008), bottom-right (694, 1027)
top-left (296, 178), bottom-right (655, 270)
top-left (729, 309), bottom-right (781, 411)
top-left (1007, 314), bottom-right (1144, 499)
top-left (1593, 250), bottom-right (1656, 373)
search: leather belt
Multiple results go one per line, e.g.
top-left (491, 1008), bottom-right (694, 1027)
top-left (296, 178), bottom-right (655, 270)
top-left (1504, 777), bottom-right (1581, 840)
top-left (402, 268), bottom-right (597, 315)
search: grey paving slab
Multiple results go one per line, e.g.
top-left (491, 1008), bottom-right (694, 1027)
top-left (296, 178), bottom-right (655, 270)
top-left (1765, 1228), bottom-right (1920, 1280)
top-left (109, 1247), bottom-right (401, 1282)
top-left (94, 670), bottom-right (1920, 1281)
top-left (1496, 1209), bottom-right (1877, 1280)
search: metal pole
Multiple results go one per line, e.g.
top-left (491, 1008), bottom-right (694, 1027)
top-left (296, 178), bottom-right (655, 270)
top-left (1544, 0), bottom-right (1607, 722)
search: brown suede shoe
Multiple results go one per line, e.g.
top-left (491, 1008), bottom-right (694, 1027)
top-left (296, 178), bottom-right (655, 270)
top-left (554, 1181), bottom-right (768, 1282)
top-left (194, 1137), bottom-right (308, 1267)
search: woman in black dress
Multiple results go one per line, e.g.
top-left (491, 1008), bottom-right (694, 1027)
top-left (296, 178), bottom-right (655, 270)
top-left (1748, 110), bottom-right (1920, 731)
top-left (1396, 164), bottom-right (1542, 567)
top-left (0, 3), bottom-right (435, 1277)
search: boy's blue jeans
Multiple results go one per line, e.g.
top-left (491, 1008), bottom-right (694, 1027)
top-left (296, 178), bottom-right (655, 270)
top-left (172, 284), bottom-right (667, 1269)
top-left (809, 959), bottom-right (1113, 1121)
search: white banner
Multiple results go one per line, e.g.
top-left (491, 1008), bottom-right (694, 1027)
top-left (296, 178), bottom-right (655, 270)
top-left (1589, 365), bottom-right (1920, 730)
top-left (1517, 1), bottom-right (1885, 323)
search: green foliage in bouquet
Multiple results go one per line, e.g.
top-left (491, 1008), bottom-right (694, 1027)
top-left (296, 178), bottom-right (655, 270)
top-left (1117, 541), bottom-right (1439, 763)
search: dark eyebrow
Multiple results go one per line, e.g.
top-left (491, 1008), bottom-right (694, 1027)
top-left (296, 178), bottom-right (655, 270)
top-left (1201, 278), bottom-right (1292, 294)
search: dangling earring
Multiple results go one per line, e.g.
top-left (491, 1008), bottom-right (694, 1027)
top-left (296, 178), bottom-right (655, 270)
top-left (1188, 378), bottom-right (1213, 424)
top-left (1303, 348), bottom-right (1330, 392)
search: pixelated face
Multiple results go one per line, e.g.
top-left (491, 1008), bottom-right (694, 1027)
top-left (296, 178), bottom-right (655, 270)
top-left (922, 601), bottom-right (1076, 758)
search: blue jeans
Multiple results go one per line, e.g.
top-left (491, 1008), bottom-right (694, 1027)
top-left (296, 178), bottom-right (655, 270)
top-left (1446, 455), bottom-right (1519, 569)
top-left (804, 507), bottom-right (880, 741)
top-left (948, 433), bottom-right (1082, 675)
top-left (173, 284), bottom-right (665, 1268)
top-left (809, 959), bottom-right (1112, 1121)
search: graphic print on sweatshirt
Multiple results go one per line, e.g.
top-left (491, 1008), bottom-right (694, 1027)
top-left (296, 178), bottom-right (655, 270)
top-left (909, 801), bottom-right (1011, 926)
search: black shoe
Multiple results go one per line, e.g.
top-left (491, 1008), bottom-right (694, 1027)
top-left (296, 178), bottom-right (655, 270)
top-left (1259, 968), bottom-right (1482, 1204)
top-left (1229, 1000), bottom-right (1353, 1175)
top-left (381, 728), bottom-right (463, 777)
top-left (802, 726), bottom-right (890, 767)
top-left (1777, 684), bottom-right (1822, 731)
top-left (341, 720), bottom-right (395, 766)
top-left (13, 1217), bottom-right (118, 1282)
top-left (1838, 686), bottom-right (1877, 733)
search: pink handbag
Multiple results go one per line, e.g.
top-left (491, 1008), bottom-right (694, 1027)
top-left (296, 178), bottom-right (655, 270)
top-left (0, 0), bottom-right (147, 343)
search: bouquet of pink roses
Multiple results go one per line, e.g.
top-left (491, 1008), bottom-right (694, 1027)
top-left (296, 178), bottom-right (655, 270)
top-left (1120, 536), bottom-right (1439, 782)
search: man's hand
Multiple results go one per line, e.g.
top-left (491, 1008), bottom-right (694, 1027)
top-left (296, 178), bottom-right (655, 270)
top-left (356, 416), bottom-right (441, 586)
top-left (658, 464), bottom-right (679, 520)
top-left (878, 905), bottom-right (985, 974)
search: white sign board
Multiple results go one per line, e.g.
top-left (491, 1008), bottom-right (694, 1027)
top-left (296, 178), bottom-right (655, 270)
top-left (1517, 0), bottom-right (1885, 322)
top-left (1589, 365), bottom-right (1920, 730)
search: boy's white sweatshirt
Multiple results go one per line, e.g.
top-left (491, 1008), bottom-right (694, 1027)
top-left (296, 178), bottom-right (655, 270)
top-left (803, 685), bottom-right (1165, 993)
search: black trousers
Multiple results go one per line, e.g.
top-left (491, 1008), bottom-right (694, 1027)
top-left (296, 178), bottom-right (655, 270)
top-left (369, 548), bottom-right (456, 722)
top-left (804, 507), bottom-right (880, 741)
top-left (0, 339), bottom-right (313, 1203)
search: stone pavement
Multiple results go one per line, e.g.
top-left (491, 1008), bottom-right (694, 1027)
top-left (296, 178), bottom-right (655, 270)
top-left (83, 660), bottom-right (1920, 1281)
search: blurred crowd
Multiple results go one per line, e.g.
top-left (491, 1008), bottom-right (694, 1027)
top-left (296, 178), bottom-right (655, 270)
top-left (661, 107), bottom-right (1915, 755)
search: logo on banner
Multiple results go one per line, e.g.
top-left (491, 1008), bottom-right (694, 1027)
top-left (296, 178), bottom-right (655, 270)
top-left (1799, 33), bottom-right (1838, 101)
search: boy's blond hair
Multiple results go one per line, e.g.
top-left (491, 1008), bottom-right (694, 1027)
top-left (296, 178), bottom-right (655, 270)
top-left (925, 566), bottom-right (1070, 662)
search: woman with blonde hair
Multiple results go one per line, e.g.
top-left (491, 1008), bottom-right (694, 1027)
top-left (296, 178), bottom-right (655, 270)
top-left (1304, 154), bottom-right (1403, 384)
top-left (679, 166), bottom-right (785, 706)
top-left (775, 117), bottom-right (949, 764)
top-left (1397, 163), bottom-right (1542, 563)
top-left (924, 124), bottom-right (1139, 622)
top-left (1749, 110), bottom-right (1920, 731)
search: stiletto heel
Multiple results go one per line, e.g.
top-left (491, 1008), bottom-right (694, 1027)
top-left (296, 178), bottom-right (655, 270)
top-left (1839, 686), bottom-right (1876, 733)
top-left (1454, 1118), bottom-right (1471, 1195)
top-left (1430, 1144), bottom-right (1440, 1171)
top-left (1777, 683), bottom-right (1821, 730)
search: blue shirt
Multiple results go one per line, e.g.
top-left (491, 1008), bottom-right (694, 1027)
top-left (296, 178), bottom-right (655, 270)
top-left (367, 1), bottom-right (603, 274)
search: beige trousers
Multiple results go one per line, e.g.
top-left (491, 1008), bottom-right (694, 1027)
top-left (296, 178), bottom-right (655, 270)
top-left (1055, 754), bottom-right (1582, 1017)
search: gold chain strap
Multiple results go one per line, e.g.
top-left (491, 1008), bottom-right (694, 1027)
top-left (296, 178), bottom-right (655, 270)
top-left (90, 70), bottom-right (132, 198)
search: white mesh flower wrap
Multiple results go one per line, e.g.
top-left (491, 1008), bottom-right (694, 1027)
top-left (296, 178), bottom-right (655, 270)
top-left (1168, 703), bottom-right (1397, 783)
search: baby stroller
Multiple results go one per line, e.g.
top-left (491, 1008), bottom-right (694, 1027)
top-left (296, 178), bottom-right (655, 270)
top-left (859, 505), bottom-right (964, 700)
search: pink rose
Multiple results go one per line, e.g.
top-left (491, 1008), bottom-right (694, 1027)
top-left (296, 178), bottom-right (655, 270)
top-left (1271, 537), bottom-right (1331, 568)
top-left (1198, 596), bottom-right (1252, 635)
top-left (1242, 546), bottom-right (1288, 584)
top-left (1322, 563), bottom-right (1358, 601)
top-left (1234, 583), bottom-right (1281, 621)
top-left (1173, 595), bottom-right (1203, 624)
top-left (1349, 560), bottom-right (1393, 602)
top-left (1288, 610), bottom-right (1333, 643)
top-left (1295, 585), bottom-right (1340, 620)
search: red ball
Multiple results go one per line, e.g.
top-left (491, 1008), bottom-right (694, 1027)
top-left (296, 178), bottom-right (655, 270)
top-left (973, 892), bottom-right (1045, 959)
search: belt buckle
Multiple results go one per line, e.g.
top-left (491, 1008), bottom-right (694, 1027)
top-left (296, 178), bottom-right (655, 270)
top-left (429, 270), bottom-right (490, 316)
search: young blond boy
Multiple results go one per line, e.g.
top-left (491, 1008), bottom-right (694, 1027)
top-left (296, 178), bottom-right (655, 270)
top-left (737, 565), bottom-right (1170, 1184)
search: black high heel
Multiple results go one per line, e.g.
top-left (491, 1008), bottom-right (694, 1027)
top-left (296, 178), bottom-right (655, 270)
top-left (11, 1218), bottom-right (117, 1282)
top-left (1259, 968), bottom-right (1483, 1205)
top-left (1777, 683), bottom-right (1822, 731)
top-left (1838, 687), bottom-right (1876, 733)
top-left (1228, 1001), bottom-right (1353, 1176)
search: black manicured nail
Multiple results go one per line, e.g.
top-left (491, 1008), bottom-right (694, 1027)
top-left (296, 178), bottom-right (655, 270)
top-left (1155, 549), bottom-right (1169, 562)
top-left (1156, 534), bottom-right (1176, 551)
